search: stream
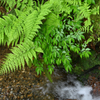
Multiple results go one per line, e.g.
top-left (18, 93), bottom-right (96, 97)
top-left (33, 67), bottom-right (100, 100)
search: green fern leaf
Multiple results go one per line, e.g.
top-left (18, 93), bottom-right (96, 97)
top-left (0, 40), bottom-right (38, 75)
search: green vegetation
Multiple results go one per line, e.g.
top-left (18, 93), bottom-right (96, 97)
top-left (74, 50), bottom-right (100, 74)
top-left (0, 0), bottom-right (99, 82)
top-left (74, 1), bottom-right (100, 81)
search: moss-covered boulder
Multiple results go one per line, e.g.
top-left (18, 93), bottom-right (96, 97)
top-left (73, 50), bottom-right (100, 82)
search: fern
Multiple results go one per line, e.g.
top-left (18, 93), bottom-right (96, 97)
top-left (0, 0), bottom-right (51, 75)
top-left (0, 0), bottom-right (34, 12)
top-left (0, 0), bottom-right (99, 82)
top-left (0, 40), bottom-right (43, 74)
top-left (76, 3), bottom-right (99, 32)
top-left (0, 2), bottom-right (51, 46)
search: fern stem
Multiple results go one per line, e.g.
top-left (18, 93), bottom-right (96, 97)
top-left (43, 64), bottom-right (53, 83)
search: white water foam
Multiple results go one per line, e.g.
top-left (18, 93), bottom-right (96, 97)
top-left (36, 73), bottom-right (100, 100)
top-left (53, 75), bottom-right (100, 100)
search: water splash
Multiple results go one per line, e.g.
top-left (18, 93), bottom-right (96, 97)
top-left (53, 75), bottom-right (100, 100)
top-left (35, 67), bottom-right (100, 100)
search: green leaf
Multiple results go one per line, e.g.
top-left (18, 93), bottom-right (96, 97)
top-left (56, 58), bottom-right (61, 65)
top-left (75, 47), bottom-right (80, 53)
top-left (36, 67), bottom-right (43, 75)
top-left (86, 38), bottom-right (92, 44)
top-left (90, 25), bottom-right (93, 32)
top-left (48, 65), bottom-right (54, 74)
top-left (64, 64), bottom-right (72, 72)
top-left (35, 47), bottom-right (44, 53)
top-left (53, 52), bottom-right (57, 58)
top-left (98, 37), bottom-right (100, 41)
top-left (30, 48), bottom-right (37, 59)
top-left (70, 45), bottom-right (76, 51)
top-left (92, 0), bottom-right (95, 4)
top-left (62, 55), bottom-right (71, 65)
top-left (80, 49), bottom-right (91, 58)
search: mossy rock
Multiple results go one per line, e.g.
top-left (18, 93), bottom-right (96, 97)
top-left (74, 50), bottom-right (100, 75)
top-left (72, 50), bottom-right (100, 82)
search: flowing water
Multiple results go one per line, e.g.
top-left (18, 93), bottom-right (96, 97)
top-left (34, 68), bottom-right (100, 100)
top-left (52, 75), bottom-right (100, 100)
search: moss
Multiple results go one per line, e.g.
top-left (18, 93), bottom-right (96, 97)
top-left (74, 50), bottom-right (100, 75)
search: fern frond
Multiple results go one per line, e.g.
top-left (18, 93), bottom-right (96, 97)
top-left (0, 13), bottom-right (23, 46)
top-left (0, 1), bottom-right (51, 75)
top-left (0, 14), bottom-right (15, 45)
top-left (0, 18), bottom-right (6, 45)
top-left (0, 1), bottom-right (51, 46)
top-left (62, 0), bottom-right (82, 5)
top-left (0, 40), bottom-right (43, 75)
top-left (0, 0), bottom-right (16, 12)
top-left (24, 2), bottom-right (51, 41)
top-left (77, 3), bottom-right (91, 19)
top-left (42, 12), bottom-right (61, 35)
top-left (7, 10), bottom-right (27, 46)
top-left (0, 0), bottom-right (34, 12)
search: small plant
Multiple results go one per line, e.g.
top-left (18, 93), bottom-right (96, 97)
top-left (84, 0), bottom-right (95, 4)
top-left (0, 0), bottom-right (99, 82)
